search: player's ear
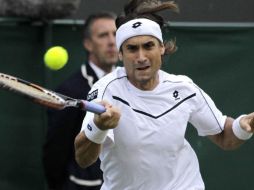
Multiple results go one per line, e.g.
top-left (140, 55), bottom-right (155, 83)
top-left (160, 43), bottom-right (165, 55)
top-left (83, 39), bottom-right (93, 52)
top-left (118, 51), bottom-right (123, 61)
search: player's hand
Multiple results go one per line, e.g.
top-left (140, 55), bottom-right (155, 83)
top-left (239, 112), bottom-right (254, 133)
top-left (94, 100), bottom-right (121, 130)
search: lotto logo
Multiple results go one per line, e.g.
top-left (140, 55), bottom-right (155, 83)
top-left (173, 90), bottom-right (180, 100)
top-left (132, 22), bottom-right (142, 28)
top-left (173, 90), bottom-right (179, 98)
top-left (87, 124), bottom-right (92, 131)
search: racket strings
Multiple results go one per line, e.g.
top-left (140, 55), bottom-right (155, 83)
top-left (0, 73), bottom-right (104, 113)
top-left (0, 73), bottom-right (65, 108)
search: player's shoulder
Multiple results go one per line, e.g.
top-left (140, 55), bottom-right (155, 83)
top-left (160, 70), bottom-right (194, 84)
top-left (160, 70), bottom-right (201, 98)
top-left (94, 66), bottom-right (127, 88)
top-left (87, 67), bottom-right (127, 101)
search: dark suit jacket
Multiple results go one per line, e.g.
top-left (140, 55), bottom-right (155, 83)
top-left (43, 63), bottom-right (103, 190)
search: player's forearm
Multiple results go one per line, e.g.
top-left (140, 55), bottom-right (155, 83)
top-left (208, 117), bottom-right (245, 150)
top-left (74, 132), bottom-right (102, 168)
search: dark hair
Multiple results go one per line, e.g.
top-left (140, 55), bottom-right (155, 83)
top-left (116, 0), bottom-right (179, 54)
top-left (83, 12), bottom-right (116, 40)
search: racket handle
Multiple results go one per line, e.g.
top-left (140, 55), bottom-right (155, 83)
top-left (81, 100), bottom-right (106, 114)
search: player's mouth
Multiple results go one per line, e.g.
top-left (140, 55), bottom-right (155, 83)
top-left (137, 66), bottom-right (150, 70)
top-left (136, 63), bottom-right (151, 71)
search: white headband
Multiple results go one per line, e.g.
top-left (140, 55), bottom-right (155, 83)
top-left (116, 18), bottom-right (163, 51)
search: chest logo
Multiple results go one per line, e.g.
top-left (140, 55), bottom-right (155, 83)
top-left (87, 89), bottom-right (98, 101)
top-left (173, 90), bottom-right (180, 100)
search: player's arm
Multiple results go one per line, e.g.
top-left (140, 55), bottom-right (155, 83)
top-left (74, 132), bottom-right (102, 168)
top-left (208, 113), bottom-right (254, 150)
top-left (75, 100), bottom-right (121, 168)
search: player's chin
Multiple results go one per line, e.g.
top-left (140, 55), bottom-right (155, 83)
top-left (135, 70), bottom-right (151, 80)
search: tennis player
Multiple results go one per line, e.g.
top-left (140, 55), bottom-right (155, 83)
top-left (74, 1), bottom-right (254, 189)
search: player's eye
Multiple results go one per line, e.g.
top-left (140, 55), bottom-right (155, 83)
top-left (126, 45), bottom-right (138, 52)
top-left (143, 41), bottom-right (155, 50)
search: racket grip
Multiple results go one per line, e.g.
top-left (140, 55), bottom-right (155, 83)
top-left (81, 100), bottom-right (106, 114)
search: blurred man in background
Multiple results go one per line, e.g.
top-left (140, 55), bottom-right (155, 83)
top-left (43, 12), bottom-right (118, 190)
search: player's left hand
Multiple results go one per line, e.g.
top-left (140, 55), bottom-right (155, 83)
top-left (239, 112), bottom-right (254, 133)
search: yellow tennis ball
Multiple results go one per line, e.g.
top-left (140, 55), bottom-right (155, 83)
top-left (44, 46), bottom-right (68, 70)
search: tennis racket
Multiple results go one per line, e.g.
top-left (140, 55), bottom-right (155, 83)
top-left (0, 72), bottom-right (106, 114)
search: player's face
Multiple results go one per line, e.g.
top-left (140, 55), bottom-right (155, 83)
top-left (120, 35), bottom-right (165, 90)
top-left (85, 18), bottom-right (118, 71)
